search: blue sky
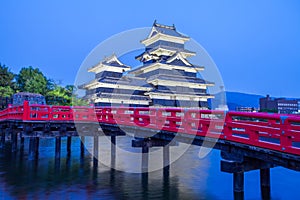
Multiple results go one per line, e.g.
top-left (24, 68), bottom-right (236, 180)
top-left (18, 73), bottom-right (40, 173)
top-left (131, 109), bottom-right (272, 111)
top-left (0, 1), bottom-right (300, 97)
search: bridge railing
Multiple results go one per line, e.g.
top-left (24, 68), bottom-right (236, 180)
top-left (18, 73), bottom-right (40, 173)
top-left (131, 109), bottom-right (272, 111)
top-left (1, 101), bottom-right (300, 155)
top-left (0, 104), bottom-right (24, 121)
top-left (51, 106), bottom-right (73, 121)
top-left (224, 111), bottom-right (300, 155)
top-left (184, 109), bottom-right (226, 138)
top-left (24, 103), bottom-right (51, 121)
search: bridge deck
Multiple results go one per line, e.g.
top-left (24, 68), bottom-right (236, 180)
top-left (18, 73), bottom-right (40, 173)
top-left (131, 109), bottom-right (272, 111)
top-left (0, 101), bottom-right (300, 159)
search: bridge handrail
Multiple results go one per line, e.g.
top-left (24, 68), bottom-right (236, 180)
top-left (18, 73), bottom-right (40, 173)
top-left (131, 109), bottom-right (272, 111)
top-left (1, 101), bottom-right (300, 155)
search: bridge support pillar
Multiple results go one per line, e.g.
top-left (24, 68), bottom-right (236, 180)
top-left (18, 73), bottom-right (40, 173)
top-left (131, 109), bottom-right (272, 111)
top-left (142, 144), bottom-right (149, 173)
top-left (260, 168), bottom-right (271, 200)
top-left (20, 133), bottom-right (25, 152)
top-left (28, 137), bottom-right (39, 160)
top-left (55, 137), bottom-right (61, 160)
top-left (163, 145), bottom-right (170, 176)
top-left (93, 136), bottom-right (99, 167)
top-left (11, 131), bottom-right (18, 153)
top-left (233, 171), bottom-right (244, 200)
top-left (111, 136), bottom-right (116, 168)
top-left (67, 136), bottom-right (72, 155)
top-left (132, 138), bottom-right (177, 173)
top-left (80, 136), bottom-right (85, 156)
top-left (221, 150), bottom-right (275, 200)
top-left (55, 137), bottom-right (61, 170)
top-left (0, 128), bottom-right (5, 149)
top-left (35, 137), bottom-right (39, 155)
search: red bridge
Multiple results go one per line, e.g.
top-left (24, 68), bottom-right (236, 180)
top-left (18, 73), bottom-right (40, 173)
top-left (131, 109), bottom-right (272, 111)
top-left (1, 101), bottom-right (300, 155)
top-left (1, 101), bottom-right (300, 199)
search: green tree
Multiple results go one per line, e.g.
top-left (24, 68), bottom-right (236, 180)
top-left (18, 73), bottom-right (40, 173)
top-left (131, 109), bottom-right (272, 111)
top-left (65, 85), bottom-right (76, 96)
top-left (46, 84), bottom-right (70, 105)
top-left (0, 63), bottom-right (16, 97)
top-left (0, 86), bottom-right (14, 97)
top-left (16, 66), bottom-right (49, 95)
top-left (71, 96), bottom-right (89, 106)
top-left (0, 63), bottom-right (15, 87)
top-left (46, 84), bottom-right (88, 106)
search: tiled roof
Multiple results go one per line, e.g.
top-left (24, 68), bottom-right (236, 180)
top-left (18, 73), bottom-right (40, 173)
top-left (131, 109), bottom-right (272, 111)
top-left (13, 92), bottom-right (44, 97)
top-left (153, 21), bottom-right (189, 39)
top-left (102, 60), bottom-right (130, 68)
top-left (97, 93), bottom-right (150, 101)
top-left (150, 45), bottom-right (195, 54)
top-left (147, 74), bottom-right (214, 85)
top-left (88, 54), bottom-right (130, 71)
top-left (149, 89), bottom-right (213, 96)
top-left (98, 76), bottom-right (152, 88)
top-left (136, 46), bottom-right (195, 60)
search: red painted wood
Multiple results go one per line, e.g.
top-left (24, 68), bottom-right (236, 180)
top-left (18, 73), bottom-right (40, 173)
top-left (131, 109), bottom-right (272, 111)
top-left (1, 101), bottom-right (300, 155)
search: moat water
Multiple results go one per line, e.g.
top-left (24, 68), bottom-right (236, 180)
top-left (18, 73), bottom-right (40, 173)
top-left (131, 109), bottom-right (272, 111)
top-left (0, 136), bottom-right (299, 200)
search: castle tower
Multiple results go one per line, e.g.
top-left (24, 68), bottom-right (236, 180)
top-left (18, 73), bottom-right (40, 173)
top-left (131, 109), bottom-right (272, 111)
top-left (130, 21), bottom-right (214, 107)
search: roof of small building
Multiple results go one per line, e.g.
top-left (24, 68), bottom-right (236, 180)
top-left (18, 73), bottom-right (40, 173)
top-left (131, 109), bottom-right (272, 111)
top-left (13, 92), bottom-right (44, 97)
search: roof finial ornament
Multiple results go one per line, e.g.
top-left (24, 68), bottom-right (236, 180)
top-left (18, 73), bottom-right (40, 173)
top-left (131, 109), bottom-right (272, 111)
top-left (153, 19), bottom-right (157, 26)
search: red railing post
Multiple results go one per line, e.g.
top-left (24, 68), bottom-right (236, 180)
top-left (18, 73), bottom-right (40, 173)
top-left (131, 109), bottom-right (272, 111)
top-left (280, 116), bottom-right (292, 152)
top-left (133, 107), bottom-right (139, 125)
top-left (223, 111), bottom-right (232, 139)
top-left (22, 101), bottom-right (30, 121)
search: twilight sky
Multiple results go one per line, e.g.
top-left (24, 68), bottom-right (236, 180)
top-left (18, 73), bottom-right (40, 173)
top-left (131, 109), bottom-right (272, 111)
top-left (0, 1), bottom-right (299, 97)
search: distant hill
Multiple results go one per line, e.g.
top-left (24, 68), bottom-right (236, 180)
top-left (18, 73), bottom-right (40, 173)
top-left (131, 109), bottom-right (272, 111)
top-left (210, 91), bottom-right (264, 111)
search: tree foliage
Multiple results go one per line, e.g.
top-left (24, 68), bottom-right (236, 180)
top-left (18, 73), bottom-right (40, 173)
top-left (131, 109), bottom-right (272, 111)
top-left (0, 63), bottom-right (15, 87)
top-left (0, 63), bottom-right (16, 97)
top-left (0, 63), bottom-right (88, 106)
top-left (16, 66), bottom-right (50, 95)
top-left (45, 84), bottom-right (88, 106)
top-left (0, 86), bottom-right (14, 97)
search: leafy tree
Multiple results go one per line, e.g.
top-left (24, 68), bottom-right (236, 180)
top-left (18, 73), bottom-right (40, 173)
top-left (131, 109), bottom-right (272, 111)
top-left (0, 63), bottom-right (15, 88)
top-left (0, 86), bottom-right (14, 97)
top-left (46, 84), bottom-right (70, 105)
top-left (46, 84), bottom-right (88, 106)
top-left (71, 96), bottom-right (89, 106)
top-left (16, 66), bottom-right (49, 95)
top-left (0, 64), bottom-right (88, 106)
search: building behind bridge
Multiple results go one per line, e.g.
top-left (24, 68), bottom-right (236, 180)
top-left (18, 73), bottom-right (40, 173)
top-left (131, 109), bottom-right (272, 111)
top-left (236, 106), bottom-right (258, 112)
top-left (12, 92), bottom-right (46, 106)
top-left (0, 96), bottom-right (12, 110)
top-left (0, 92), bottom-right (46, 110)
top-left (259, 95), bottom-right (299, 114)
top-left (81, 21), bottom-right (214, 108)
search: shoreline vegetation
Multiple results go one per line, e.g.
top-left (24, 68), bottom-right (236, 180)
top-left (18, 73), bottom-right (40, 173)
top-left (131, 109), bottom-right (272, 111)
top-left (0, 63), bottom-right (87, 106)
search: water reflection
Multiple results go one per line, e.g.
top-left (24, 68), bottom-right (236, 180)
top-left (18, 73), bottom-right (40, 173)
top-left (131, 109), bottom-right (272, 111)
top-left (0, 136), bottom-right (300, 199)
top-left (0, 137), bottom-right (204, 199)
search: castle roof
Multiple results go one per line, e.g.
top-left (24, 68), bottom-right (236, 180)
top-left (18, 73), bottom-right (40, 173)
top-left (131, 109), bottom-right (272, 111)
top-left (98, 76), bottom-right (152, 88)
top-left (88, 54), bottom-right (130, 73)
top-left (102, 54), bottom-right (130, 68)
top-left (151, 20), bottom-right (189, 39)
top-left (147, 74), bottom-right (214, 85)
top-left (135, 47), bottom-right (195, 61)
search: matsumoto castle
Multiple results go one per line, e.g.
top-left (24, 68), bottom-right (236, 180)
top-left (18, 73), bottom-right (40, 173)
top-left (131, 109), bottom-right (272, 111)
top-left (81, 21), bottom-right (214, 108)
